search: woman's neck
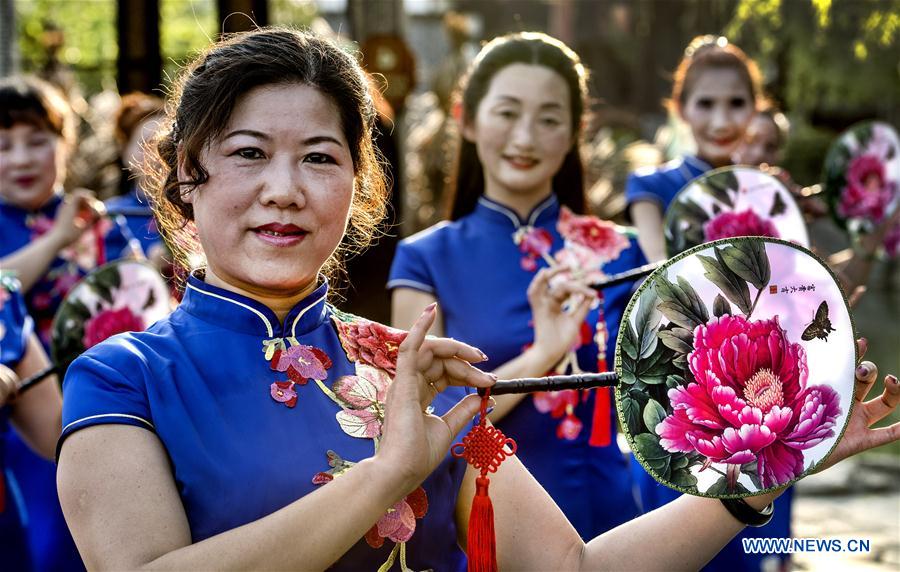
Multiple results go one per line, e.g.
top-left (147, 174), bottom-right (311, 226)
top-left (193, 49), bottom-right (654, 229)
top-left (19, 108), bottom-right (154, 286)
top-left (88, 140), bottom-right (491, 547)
top-left (204, 266), bottom-right (319, 324)
top-left (483, 184), bottom-right (554, 221)
top-left (696, 153), bottom-right (733, 169)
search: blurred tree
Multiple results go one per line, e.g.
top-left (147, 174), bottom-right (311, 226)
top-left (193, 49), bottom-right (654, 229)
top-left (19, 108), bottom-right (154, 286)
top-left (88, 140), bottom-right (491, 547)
top-left (725, 0), bottom-right (900, 126)
top-left (16, 0), bottom-right (116, 93)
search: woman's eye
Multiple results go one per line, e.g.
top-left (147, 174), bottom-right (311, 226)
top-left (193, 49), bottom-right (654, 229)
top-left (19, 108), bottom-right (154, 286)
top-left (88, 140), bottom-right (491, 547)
top-left (497, 109), bottom-right (517, 119)
top-left (304, 153), bottom-right (335, 164)
top-left (28, 137), bottom-right (51, 147)
top-left (234, 148), bottom-right (264, 160)
top-left (730, 97), bottom-right (747, 109)
top-left (540, 116), bottom-right (562, 127)
top-left (696, 98), bottom-right (713, 110)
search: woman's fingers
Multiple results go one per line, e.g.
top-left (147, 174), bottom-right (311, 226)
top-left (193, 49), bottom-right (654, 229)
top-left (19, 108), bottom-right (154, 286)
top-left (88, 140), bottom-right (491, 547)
top-left (853, 361), bottom-right (878, 403)
top-left (440, 394), bottom-right (488, 438)
top-left (419, 336), bottom-right (487, 365)
top-left (862, 374), bottom-right (900, 426)
top-left (855, 337), bottom-right (869, 363)
top-left (396, 303), bottom-right (437, 378)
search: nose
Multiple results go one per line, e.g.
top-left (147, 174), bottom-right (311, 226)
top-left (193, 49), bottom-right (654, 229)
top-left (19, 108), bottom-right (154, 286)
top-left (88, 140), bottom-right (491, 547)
top-left (258, 156), bottom-right (306, 209)
top-left (509, 116), bottom-right (536, 150)
top-left (709, 104), bottom-right (734, 133)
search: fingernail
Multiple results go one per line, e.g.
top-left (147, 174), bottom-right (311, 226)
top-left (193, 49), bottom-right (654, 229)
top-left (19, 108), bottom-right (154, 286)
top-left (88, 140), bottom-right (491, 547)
top-left (488, 397), bottom-right (496, 407)
top-left (488, 373), bottom-right (498, 381)
top-left (425, 302), bottom-right (437, 313)
top-left (887, 374), bottom-right (898, 386)
top-left (478, 350), bottom-right (488, 361)
top-left (856, 364), bottom-right (870, 377)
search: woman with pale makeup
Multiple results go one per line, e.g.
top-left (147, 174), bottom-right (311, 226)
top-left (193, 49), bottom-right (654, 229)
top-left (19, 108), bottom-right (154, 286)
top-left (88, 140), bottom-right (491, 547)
top-left (626, 36), bottom-right (762, 263)
top-left (389, 32), bottom-right (646, 539)
top-left (0, 75), bottom-right (134, 572)
top-left (56, 29), bottom-right (900, 571)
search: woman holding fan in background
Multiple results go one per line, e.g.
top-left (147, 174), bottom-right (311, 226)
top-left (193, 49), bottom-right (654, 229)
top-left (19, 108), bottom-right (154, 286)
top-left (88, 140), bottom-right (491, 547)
top-left (389, 32), bottom-right (646, 540)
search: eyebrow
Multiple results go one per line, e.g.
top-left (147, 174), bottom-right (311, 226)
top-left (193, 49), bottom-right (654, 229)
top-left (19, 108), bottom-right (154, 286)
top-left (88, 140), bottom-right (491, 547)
top-left (493, 95), bottom-right (565, 111)
top-left (222, 129), bottom-right (344, 147)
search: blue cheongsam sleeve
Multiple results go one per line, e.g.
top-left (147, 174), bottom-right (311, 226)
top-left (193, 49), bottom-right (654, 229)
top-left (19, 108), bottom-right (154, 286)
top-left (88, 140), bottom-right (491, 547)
top-left (387, 238), bottom-right (436, 294)
top-left (58, 343), bottom-right (154, 456)
top-left (0, 280), bottom-right (34, 368)
top-left (624, 168), bottom-right (666, 209)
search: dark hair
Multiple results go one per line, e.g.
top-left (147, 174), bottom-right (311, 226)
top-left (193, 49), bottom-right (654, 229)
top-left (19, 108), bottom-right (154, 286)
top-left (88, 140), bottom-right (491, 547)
top-left (669, 35), bottom-right (766, 114)
top-left (115, 92), bottom-right (165, 146)
top-left (0, 75), bottom-right (75, 146)
top-left (145, 28), bottom-right (387, 280)
top-left (446, 32), bottom-right (588, 220)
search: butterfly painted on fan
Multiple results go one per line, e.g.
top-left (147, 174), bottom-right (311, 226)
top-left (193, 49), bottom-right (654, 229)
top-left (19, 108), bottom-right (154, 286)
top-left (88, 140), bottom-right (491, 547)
top-left (801, 301), bottom-right (836, 341)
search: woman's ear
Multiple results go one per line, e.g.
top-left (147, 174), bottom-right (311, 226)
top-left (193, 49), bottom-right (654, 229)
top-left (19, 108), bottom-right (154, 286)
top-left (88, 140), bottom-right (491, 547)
top-left (176, 144), bottom-right (193, 204)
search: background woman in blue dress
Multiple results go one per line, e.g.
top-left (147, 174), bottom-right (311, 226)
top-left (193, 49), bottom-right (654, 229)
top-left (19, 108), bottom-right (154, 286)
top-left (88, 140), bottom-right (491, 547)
top-left (0, 272), bottom-right (62, 571)
top-left (55, 27), bottom-right (900, 571)
top-left (389, 32), bottom-right (646, 540)
top-left (626, 36), bottom-right (763, 262)
top-left (0, 75), bottom-right (137, 572)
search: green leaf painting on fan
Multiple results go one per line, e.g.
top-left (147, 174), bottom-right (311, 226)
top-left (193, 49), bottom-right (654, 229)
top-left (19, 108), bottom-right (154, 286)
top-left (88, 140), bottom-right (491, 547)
top-left (616, 238), bottom-right (855, 497)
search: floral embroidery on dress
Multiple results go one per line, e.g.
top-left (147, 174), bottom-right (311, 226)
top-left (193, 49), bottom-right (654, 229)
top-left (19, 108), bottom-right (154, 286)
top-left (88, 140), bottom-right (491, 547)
top-left (333, 365), bottom-right (390, 440)
top-left (516, 206), bottom-right (629, 442)
top-left (262, 337), bottom-right (333, 408)
top-left (332, 309), bottom-right (407, 375)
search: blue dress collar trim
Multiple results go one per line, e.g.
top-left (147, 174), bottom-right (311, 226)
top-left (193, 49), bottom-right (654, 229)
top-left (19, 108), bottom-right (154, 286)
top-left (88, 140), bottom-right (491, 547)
top-left (182, 272), bottom-right (330, 339)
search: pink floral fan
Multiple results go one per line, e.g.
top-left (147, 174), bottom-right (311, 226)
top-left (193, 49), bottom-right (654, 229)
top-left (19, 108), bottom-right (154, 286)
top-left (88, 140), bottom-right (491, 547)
top-left (615, 237), bottom-right (854, 498)
top-left (664, 166), bottom-right (809, 258)
top-left (50, 259), bottom-right (171, 375)
top-left (823, 121), bottom-right (900, 258)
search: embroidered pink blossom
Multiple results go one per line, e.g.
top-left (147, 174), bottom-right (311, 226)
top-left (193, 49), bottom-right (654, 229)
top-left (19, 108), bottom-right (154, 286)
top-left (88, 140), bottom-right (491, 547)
top-left (655, 314), bottom-right (841, 488)
top-left (557, 413), bottom-right (583, 440)
top-left (334, 317), bottom-right (407, 375)
top-left (558, 206), bottom-right (630, 260)
top-left (82, 307), bottom-right (145, 348)
top-left (333, 365), bottom-right (391, 439)
top-left (365, 486), bottom-right (429, 548)
top-left (837, 154), bottom-right (896, 221)
top-left (551, 245), bottom-right (607, 284)
top-left (533, 389), bottom-right (580, 417)
top-left (514, 226), bottom-right (553, 271)
top-left (0, 288), bottom-right (9, 310)
top-left (272, 344), bottom-right (331, 383)
top-left (703, 209), bottom-right (780, 242)
top-left (270, 381), bottom-right (298, 408)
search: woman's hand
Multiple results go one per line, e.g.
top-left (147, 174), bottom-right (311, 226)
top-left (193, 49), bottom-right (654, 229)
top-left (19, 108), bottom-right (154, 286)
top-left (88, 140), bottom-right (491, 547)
top-left (818, 338), bottom-right (900, 472)
top-left (49, 189), bottom-right (105, 248)
top-left (376, 304), bottom-right (496, 493)
top-left (527, 266), bottom-right (597, 370)
top-left (0, 363), bottom-right (20, 407)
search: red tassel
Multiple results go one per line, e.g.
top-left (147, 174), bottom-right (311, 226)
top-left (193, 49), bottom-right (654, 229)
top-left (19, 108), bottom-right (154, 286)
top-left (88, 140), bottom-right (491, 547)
top-left (451, 392), bottom-right (516, 572)
top-left (467, 476), bottom-right (497, 572)
top-left (94, 223), bottom-right (107, 266)
top-left (588, 386), bottom-right (612, 447)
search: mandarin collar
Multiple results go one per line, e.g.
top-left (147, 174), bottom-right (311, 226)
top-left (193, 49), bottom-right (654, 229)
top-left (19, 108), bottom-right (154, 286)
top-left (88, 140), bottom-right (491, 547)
top-left (683, 155), bottom-right (714, 175)
top-left (0, 190), bottom-right (63, 217)
top-left (181, 272), bottom-right (330, 339)
top-left (474, 194), bottom-right (559, 230)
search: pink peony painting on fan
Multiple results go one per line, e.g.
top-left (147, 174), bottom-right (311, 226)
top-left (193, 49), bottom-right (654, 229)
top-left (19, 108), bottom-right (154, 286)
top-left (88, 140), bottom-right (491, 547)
top-left (617, 238), bottom-right (854, 496)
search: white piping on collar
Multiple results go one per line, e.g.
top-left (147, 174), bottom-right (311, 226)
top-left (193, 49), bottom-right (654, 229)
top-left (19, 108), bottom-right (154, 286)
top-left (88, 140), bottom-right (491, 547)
top-left (527, 195), bottom-right (557, 226)
top-left (477, 197), bottom-right (521, 228)
top-left (290, 292), bottom-right (328, 338)
top-left (185, 282), bottom-right (275, 337)
top-left (478, 194), bottom-right (557, 229)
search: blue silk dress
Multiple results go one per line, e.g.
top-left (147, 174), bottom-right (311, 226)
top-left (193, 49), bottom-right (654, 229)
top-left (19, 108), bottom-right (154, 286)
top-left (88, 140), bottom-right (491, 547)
top-left (389, 194), bottom-right (644, 540)
top-left (61, 275), bottom-right (470, 570)
top-left (0, 274), bottom-right (35, 571)
top-left (1, 192), bottom-right (134, 572)
top-left (626, 156), bottom-right (794, 571)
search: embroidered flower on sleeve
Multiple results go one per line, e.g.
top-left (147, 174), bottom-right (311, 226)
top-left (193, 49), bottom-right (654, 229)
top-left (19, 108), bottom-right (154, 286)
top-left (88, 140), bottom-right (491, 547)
top-left (333, 365), bottom-right (391, 439)
top-left (333, 313), bottom-right (407, 375)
